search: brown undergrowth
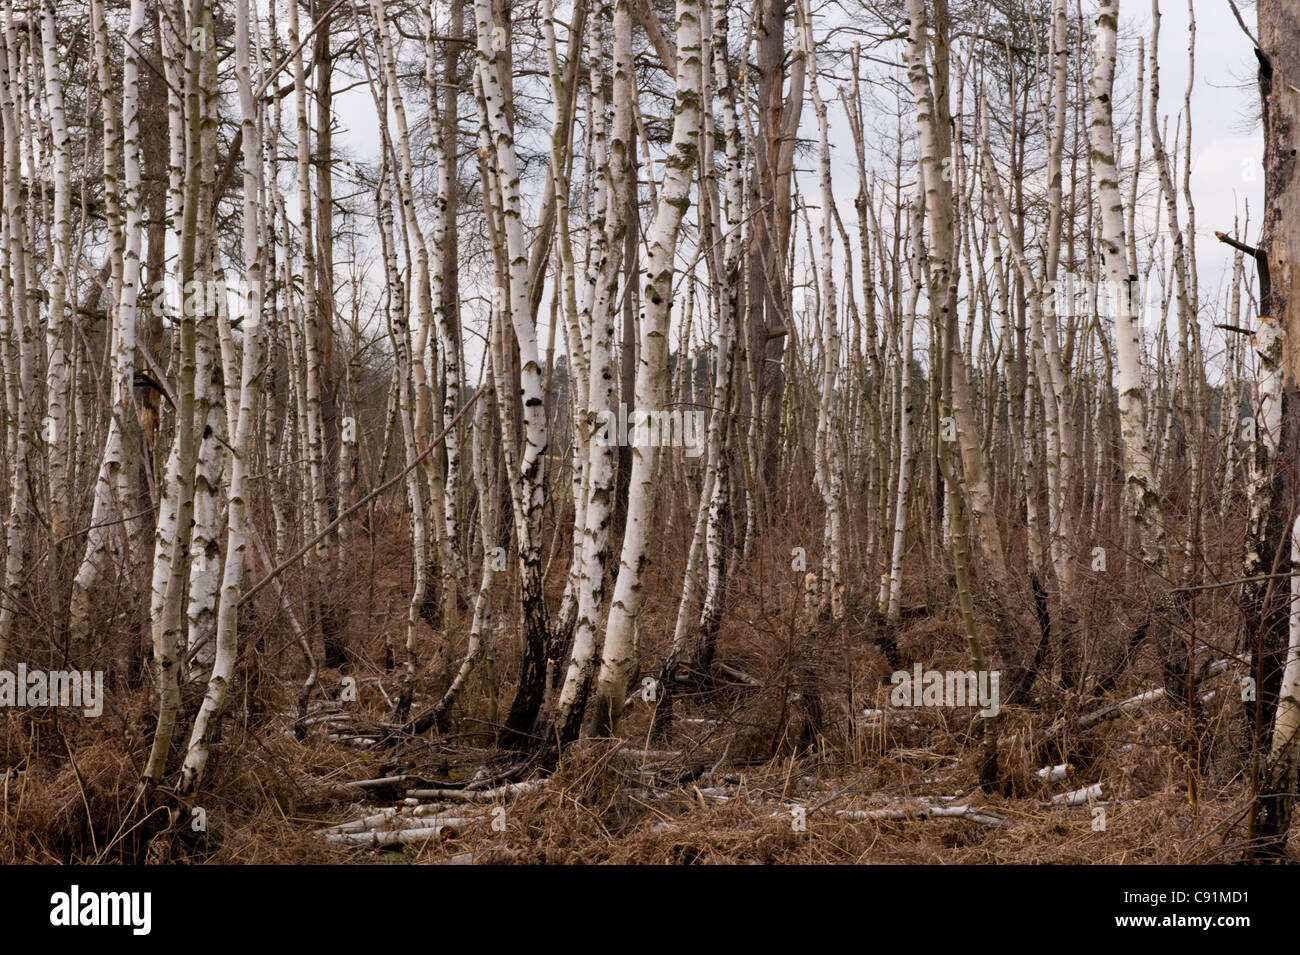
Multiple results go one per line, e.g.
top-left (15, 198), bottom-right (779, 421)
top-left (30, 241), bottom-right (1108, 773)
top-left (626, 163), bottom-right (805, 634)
top-left (1, 500), bottom-right (1287, 864)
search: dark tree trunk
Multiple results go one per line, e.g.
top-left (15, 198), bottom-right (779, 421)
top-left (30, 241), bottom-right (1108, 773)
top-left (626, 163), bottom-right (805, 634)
top-left (1252, 0), bottom-right (1300, 855)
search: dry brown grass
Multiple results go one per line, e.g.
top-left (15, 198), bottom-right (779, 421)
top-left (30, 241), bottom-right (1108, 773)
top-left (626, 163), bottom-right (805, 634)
top-left (1, 497), bottom-right (1290, 864)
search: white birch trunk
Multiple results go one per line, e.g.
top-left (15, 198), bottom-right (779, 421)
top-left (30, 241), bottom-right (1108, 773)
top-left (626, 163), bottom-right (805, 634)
top-left (551, 0), bottom-right (632, 740)
top-left (68, 0), bottom-right (142, 647)
top-left (590, 0), bottom-right (702, 734)
top-left (38, 0), bottom-right (71, 543)
top-left (804, 1), bottom-right (845, 622)
top-left (179, 0), bottom-right (266, 797)
top-left (473, 0), bottom-right (553, 738)
top-left (1090, 0), bottom-right (1168, 581)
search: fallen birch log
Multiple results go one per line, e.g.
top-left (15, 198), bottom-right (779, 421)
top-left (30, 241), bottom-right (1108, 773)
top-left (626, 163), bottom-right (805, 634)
top-left (716, 663), bottom-right (760, 686)
top-left (1037, 763), bottom-right (1072, 782)
top-left (1051, 782), bottom-right (1103, 806)
top-left (344, 775), bottom-right (423, 791)
top-left (1039, 687), bottom-right (1166, 741)
top-left (323, 823), bottom-right (464, 847)
top-left (316, 806), bottom-right (472, 835)
top-left (834, 804), bottom-right (1009, 827)
top-left (1041, 660), bottom-right (1232, 741)
top-left (405, 780), bottom-right (543, 803)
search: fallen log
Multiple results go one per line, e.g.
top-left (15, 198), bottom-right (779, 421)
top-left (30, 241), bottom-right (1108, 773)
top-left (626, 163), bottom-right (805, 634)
top-left (316, 806), bottom-right (472, 835)
top-left (405, 780), bottom-right (543, 803)
top-left (1041, 660), bottom-right (1231, 741)
top-left (1051, 782), bottom-right (1103, 806)
top-left (344, 775), bottom-right (423, 791)
top-left (834, 804), bottom-right (1009, 827)
top-left (323, 823), bottom-right (465, 847)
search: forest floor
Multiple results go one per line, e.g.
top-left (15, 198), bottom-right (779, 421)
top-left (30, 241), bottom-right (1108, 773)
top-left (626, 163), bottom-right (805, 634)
top-left (0, 513), bottom-right (1282, 864)
top-left (0, 611), bottom-right (1273, 864)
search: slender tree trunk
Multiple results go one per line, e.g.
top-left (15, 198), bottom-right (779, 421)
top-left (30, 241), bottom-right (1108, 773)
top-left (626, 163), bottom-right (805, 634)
top-left (588, 0), bottom-right (702, 737)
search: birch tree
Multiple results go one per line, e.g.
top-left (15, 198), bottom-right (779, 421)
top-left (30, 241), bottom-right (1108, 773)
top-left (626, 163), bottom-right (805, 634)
top-left (1090, 0), bottom-right (1191, 724)
top-left (472, 0), bottom-right (553, 742)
